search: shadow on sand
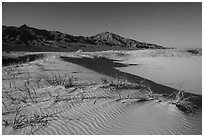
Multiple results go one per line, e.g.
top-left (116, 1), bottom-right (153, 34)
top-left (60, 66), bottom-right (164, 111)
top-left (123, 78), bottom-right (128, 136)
top-left (60, 56), bottom-right (201, 108)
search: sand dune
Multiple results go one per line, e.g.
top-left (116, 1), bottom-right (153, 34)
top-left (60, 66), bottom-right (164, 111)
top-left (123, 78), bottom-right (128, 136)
top-left (2, 50), bottom-right (202, 135)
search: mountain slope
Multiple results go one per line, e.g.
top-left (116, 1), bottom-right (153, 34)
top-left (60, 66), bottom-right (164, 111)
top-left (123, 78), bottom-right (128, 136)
top-left (88, 31), bottom-right (164, 49)
top-left (2, 25), bottom-right (166, 52)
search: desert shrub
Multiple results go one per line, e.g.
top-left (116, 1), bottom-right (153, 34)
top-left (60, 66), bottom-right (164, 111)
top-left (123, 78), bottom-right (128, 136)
top-left (138, 80), bottom-right (153, 97)
top-left (109, 76), bottom-right (140, 90)
top-left (110, 77), bottom-right (129, 89)
top-left (100, 77), bottom-right (143, 100)
top-left (2, 80), bottom-right (38, 106)
top-left (43, 73), bottom-right (75, 88)
top-left (176, 100), bottom-right (197, 114)
top-left (4, 105), bottom-right (54, 134)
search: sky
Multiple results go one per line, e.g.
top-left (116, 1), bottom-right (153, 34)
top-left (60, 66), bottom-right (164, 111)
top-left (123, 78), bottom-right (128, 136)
top-left (2, 2), bottom-right (202, 48)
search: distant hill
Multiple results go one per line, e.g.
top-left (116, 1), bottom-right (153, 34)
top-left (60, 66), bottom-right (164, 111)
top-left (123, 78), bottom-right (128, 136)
top-left (2, 24), bottom-right (166, 52)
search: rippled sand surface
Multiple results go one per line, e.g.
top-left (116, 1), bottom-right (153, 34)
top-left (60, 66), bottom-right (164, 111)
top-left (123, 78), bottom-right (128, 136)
top-left (34, 100), bottom-right (201, 135)
top-left (113, 101), bottom-right (202, 135)
top-left (2, 50), bottom-right (202, 135)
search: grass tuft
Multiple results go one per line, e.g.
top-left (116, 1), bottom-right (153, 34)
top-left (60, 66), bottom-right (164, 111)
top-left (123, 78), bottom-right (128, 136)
top-left (42, 73), bottom-right (75, 88)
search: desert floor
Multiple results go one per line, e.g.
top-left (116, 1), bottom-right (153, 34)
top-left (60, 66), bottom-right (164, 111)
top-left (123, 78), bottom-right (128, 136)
top-left (2, 49), bottom-right (202, 135)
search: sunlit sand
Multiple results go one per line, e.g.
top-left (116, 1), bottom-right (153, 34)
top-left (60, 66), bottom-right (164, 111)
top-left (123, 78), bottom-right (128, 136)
top-left (2, 49), bottom-right (202, 135)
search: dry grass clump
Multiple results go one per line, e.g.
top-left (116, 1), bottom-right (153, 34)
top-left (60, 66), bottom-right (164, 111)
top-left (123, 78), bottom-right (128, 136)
top-left (3, 72), bottom-right (76, 108)
top-left (176, 100), bottom-right (197, 114)
top-left (2, 71), bottom-right (78, 134)
top-left (2, 80), bottom-right (37, 106)
top-left (109, 77), bottom-right (131, 89)
top-left (3, 105), bottom-right (56, 135)
top-left (100, 77), bottom-right (154, 102)
top-left (174, 91), bottom-right (200, 114)
top-left (103, 76), bottom-right (141, 90)
top-left (42, 73), bottom-right (75, 88)
top-left (171, 79), bottom-right (198, 114)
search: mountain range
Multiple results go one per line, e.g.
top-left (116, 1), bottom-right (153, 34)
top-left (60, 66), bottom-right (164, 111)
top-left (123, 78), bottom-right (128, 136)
top-left (2, 24), bottom-right (166, 52)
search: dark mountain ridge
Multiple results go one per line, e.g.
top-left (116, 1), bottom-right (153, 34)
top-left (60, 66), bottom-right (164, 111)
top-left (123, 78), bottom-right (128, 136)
top-left (2, 24), bottom-right (166, 52)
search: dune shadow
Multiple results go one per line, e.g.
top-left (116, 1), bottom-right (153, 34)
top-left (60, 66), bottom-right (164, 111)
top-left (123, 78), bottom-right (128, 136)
top-left (61, 56), bottom-right (202, 108)
top-left (61, 56), bottom-right (178, 94)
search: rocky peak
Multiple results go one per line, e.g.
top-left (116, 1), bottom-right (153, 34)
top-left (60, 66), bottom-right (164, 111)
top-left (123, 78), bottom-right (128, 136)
top-left (20, 24), bottom-right (29, 28)
top-left (91, 31), bottom-right (122, 41)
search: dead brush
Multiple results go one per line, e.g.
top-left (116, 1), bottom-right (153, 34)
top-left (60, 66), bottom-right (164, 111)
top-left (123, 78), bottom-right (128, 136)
top-left (109, 77), bottom-right (130, 90)
top-left (100, 77), bottom-right (151, 101)
top-left (103, 77), bottom-right (128, 100)
top-left (42, 73), bottom-right (75, 88)
top-left (174, 92), bottom-right (200, 114)
top-left (19, 81), bottom-right (37, 104)
top-left (2, 78), bottom-right (38, 107)
top-left (2, 83), bottom-right (29, 106)
top-left (176, 99), bottom-right (197, 114)
top-left (9, 106), bottom-right (56, 134)
top-left (138, 80), bottom-right (153, 97)
top-left (109, 77), bottom-right (141, 90)
top-left (33, 74), bottom-right (45, 88)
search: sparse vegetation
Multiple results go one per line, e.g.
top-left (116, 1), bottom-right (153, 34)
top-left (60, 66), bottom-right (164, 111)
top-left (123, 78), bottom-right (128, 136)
top-left (108, 76), bottom-right (141, 90)
top-left (42, 73), bottom-right (75, 88)
top-left (2, 67), bottom-right (80, 134)
top-left (3, 105), bottom-right (56, 135)
top-left (2, 51), bottom-right (202, 135)
top-left (100, 77), bottom-right (154, 102)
